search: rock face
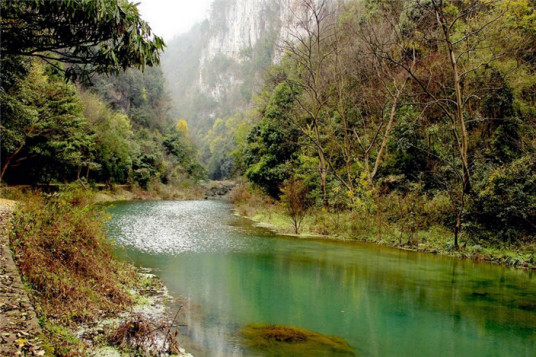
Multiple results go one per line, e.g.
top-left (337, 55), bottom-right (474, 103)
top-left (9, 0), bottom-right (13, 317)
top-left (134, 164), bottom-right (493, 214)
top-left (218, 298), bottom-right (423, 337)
top-left (199, 0), bottom-right (299, 65)
top-left (161, 0), bottom-right (314, 133)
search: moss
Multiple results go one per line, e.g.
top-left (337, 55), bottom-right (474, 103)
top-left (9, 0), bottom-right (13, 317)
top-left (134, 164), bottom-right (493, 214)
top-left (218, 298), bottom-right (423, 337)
top-left (43, 322), bottom-right (84, 356)
top-left (239, 324), bottom-right (355, 356)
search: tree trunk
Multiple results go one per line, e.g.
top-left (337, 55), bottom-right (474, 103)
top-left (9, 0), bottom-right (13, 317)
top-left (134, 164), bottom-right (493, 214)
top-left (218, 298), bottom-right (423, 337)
top-left (370, 90), bottom-right (401, 181)
top-left (0, 142), bottom-right (26, 182)
top-left (319, 152), bottom-right (328, 207)
top-left (364, 150), bottom-right (371, 186)
top-left (313, 118), bottom-right (329, 207)
top-left (435, 4), bottom-right (471, 193)
top-left (454, 211), bottom-right (461, 250)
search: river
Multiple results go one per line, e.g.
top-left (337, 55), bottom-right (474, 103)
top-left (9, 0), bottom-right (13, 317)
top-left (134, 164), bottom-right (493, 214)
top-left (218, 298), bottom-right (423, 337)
top-left (106, 200), bottom-right (536, 356)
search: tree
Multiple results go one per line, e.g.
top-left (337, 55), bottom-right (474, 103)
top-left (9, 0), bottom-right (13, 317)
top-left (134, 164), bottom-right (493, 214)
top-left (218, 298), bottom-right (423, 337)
top-left (1, 0), bottom-right (165, 81)
top-left (366, 0), bottom-right (511, 248)
top-left (79, 90), bottom-right (134, 183)
top-left (282, 0), bottom-right (339, 207)
top-left (281, 178), bottom-right (311, 234)
top-left (176, 120), bottom-right (189, 136)
top-left (343, 1), bottom-right (414, 184)
top-left (244, 83), bottom-right (300, 197)
top-left (1, 62), bottom-right (94, 182)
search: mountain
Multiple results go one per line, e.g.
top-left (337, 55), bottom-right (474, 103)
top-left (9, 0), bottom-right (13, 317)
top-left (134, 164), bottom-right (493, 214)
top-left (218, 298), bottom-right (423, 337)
top-left (161, 0), bottom-right (306, 138)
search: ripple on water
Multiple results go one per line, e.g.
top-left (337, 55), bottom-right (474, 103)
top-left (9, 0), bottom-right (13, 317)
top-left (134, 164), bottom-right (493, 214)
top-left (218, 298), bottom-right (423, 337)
top-left (107, 200), bottom-right (253, 255)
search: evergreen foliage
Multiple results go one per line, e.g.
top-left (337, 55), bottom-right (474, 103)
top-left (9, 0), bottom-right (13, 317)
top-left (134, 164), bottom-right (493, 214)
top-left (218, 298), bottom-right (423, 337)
top-left (1, 0), bottom-right (165, 81)
top-left (1, 0), bottom-right (205, 188)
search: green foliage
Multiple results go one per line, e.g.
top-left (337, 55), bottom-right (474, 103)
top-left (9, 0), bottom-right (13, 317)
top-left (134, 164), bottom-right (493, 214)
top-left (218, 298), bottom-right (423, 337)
top-left (233, 0), bottom-right (536, 248)
top-left (244, 83), bottom-right (300, 197)
top-left (0, 0), bottom-right (205, 188)
top-left (90, 66), bottom-right (171, 131)
top-left (80, 90), bottom-right (134, 183)
top-left (2, 60), bottom-right (204, 188)
top-left (469, 156), bottom-right (536, 244)
top-left (1, 0), bottom-right (165, 82)
top-left (163, 130), bottom-right (207, 182)
top-left (202, 115), bottom-right (249, 180)
top-left (480, 70), bottom-right (521, 164)
top-left (83, 65), bottom-right (207, 186)
top-left (1, 62), bottom-right (94, 183)
top-left (383, 106), bottom-right (433, 186)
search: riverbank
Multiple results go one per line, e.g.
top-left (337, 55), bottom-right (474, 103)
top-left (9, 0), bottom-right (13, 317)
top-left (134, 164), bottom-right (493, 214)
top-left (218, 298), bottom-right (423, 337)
top-left (230, 187), bottom-right (536, 270)
top-left (82, 269), bottom-right (193, 357)
top-left (0, 199), bottom-right (50, 356)
top-left (0, 187), bottom-right (196, 356)
top-left (0, 180), bottom-right (235, 204)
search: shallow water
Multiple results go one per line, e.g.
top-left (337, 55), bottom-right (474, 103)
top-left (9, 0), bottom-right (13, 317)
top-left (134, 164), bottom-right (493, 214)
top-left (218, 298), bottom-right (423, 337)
top-left (107, 200), bottom-right (536, 356)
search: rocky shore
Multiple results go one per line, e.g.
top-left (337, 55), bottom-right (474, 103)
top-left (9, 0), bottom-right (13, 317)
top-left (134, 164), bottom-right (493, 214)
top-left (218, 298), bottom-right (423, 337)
top-left (85, 270), bottom-right (194, 357)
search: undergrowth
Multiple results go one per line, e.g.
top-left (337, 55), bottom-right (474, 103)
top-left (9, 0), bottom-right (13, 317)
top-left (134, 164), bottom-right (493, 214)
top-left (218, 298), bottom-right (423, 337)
top-left (8, 185), bottom-right (138, 355)
top-left (230, 184), bottom-right (536, 269)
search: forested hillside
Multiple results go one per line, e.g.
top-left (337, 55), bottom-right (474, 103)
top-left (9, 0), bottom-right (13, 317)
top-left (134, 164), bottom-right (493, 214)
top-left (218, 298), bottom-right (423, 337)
top-left (0, 0), bottom-right (535, 355)
top-left (228, 0), bottom-right (535, 252)
top-left (0, 1), bottom-right (206, 355)
top-left (1, 1), bottom-right (205, 189)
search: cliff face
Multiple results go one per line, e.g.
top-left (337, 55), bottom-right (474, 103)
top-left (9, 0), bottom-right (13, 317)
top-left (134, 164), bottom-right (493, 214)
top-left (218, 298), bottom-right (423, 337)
top-left (201, 0), bottom-right (275, 63)
top-left (162, 0), bottom-right (305, 134)
top-left (200, 0), bottom-right (299, 64)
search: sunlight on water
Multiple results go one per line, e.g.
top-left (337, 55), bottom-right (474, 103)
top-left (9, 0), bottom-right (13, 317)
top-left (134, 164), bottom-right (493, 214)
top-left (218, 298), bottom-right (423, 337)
top-left (107, 200), bottom-right (536, 357)
top-left (107, 200), bottom-right (259, 255)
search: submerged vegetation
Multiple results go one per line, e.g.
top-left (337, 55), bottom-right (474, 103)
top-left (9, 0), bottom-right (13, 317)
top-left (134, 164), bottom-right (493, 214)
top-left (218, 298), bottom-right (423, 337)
top-left (240, 324), bottom-right (355, 356)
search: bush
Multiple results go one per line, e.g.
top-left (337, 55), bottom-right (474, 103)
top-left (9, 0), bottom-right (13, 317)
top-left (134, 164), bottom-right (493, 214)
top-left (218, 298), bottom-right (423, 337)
top-left (468, 156), bottom-right (536, 244)
top-left (281, 178), bottom-right (312, 234)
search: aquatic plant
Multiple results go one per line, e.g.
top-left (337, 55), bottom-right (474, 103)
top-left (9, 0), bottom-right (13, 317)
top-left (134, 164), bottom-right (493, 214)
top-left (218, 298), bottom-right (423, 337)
top-left (239, 323), bottom-right (355, 356)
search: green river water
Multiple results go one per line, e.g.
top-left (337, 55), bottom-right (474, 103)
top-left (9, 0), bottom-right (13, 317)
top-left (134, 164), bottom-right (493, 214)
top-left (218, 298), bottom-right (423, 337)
top-left (106, 200), bottom-right (536, 356)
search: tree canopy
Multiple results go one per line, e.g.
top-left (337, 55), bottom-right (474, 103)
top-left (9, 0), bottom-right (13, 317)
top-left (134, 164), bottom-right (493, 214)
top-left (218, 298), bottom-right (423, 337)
top-left (1, 0), bottom-right (165, 81)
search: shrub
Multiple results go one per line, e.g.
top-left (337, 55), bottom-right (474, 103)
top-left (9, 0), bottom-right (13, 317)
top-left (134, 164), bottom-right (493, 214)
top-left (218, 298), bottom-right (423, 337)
top-left (281, 178), bottom-right (312, 234)
top-left (9, 186), bottom-right (136, 324)
top-left (468, 156), bottom-right (536, 244)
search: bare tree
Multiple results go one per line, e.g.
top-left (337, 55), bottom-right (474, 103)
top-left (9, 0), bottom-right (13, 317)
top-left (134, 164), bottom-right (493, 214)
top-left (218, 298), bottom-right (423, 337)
top-left (282, 0), bottom-right (338, 207)
top-left (370, 0), bottom-right (508, 248)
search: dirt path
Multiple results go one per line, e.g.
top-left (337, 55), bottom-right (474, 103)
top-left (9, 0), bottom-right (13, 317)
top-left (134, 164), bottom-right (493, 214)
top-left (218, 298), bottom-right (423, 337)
top-left (0, 199), bottom-right (47, 356)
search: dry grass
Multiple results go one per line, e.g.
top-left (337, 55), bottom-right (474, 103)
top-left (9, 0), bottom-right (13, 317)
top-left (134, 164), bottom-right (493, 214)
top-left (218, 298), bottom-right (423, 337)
top-left (108, 315), bottom-right (180, 356)
top-left (8, 187), bottom-right (138, 355)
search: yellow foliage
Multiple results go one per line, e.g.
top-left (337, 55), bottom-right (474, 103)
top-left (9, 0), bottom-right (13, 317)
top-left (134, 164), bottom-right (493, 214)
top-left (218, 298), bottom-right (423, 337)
top-left (176, 119), bottom-right (189, 136)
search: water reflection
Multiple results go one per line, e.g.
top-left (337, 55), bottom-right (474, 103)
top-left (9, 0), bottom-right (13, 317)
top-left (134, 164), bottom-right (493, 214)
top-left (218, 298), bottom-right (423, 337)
top-left (108, 200), bottom-right (536, 357)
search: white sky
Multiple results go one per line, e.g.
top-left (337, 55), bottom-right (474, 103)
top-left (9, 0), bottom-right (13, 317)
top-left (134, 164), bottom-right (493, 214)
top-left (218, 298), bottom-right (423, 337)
top-left (137, 0), bottom-right (213, 41)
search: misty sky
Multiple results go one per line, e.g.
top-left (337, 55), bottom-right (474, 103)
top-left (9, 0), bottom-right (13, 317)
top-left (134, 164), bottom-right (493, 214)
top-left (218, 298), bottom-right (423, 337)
top-left (138, 0), bottom-right (213, 41)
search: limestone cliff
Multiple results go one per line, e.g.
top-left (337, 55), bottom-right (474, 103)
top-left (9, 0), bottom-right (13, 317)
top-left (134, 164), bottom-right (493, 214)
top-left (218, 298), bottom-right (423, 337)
top-left (162, 0), bottom-right (308, 134)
